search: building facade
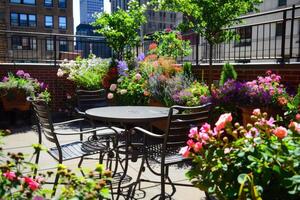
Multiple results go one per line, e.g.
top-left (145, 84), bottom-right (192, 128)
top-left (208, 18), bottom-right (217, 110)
top-left (80, 0), bottom-right (104, 24)
top-left (0, 0), bottom-right (74, 63)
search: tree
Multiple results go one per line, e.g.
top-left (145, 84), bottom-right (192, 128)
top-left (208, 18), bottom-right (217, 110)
top-left (93, 0), bottom-right (147, 61)
top-left (151, 0), bottom-right (262, 85)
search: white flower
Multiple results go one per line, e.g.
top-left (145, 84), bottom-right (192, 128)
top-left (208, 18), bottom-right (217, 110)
top-left (120, 89), bottom-right (127, 95)
top-left (57, 68), bottom-right (64, 77)
top-left (110, 84), bottom-right (117, 92)
top-left (107, 93), bottom-right (114, 99)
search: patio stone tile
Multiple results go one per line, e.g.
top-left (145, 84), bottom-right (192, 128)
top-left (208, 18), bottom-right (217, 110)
top-left (2, 127), bottom-right (206, 199)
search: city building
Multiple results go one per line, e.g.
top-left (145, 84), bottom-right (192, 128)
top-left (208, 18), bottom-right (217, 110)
top-left (0, 0), bottom-right (74, 63)
top-left (75, 23), bottom-right (111, 58)
top-left (80, 0), bottom-right (104, 24)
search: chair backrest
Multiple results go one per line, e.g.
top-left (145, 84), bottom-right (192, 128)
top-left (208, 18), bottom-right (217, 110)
top-left (28, 98), bottom-right (59, 146)
top-left (76, 89), bottom-right (107, 112)
top-left (164, 103), bottom-right (211, 151)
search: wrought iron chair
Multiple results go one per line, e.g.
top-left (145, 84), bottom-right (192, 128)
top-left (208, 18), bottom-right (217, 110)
top-left (29, 98), bottom-right (119, 196)
top-left (132, 103), bottom-right (211, 200)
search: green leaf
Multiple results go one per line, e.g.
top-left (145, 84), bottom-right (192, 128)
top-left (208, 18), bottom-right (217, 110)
top-left (238, 173), bottom-right (248, 184)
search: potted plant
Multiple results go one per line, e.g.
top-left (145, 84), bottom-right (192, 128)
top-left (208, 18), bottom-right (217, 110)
top-left (0, 70), bottom-right (48, 112)
top-left (180, 110), bottom-right (300, 199)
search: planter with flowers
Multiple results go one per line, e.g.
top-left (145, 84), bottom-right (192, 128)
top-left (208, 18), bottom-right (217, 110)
top-left (0, 70), bottom-right (49, 111)
top-left (180, 110), bottom-right (300, 200)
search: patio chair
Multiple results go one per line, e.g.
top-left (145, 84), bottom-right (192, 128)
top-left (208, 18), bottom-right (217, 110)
top-left (29, 98), bottom-right (119, 196)
top-left (132, 103), bottom-right (211, 200)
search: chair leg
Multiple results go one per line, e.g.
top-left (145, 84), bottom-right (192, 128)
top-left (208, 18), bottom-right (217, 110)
top-left (52, 168), bottom-right (60, 198)
top-left (78, 156), bottom-right (84, 176)
top-left (160, 163), bottom-right (166, 200)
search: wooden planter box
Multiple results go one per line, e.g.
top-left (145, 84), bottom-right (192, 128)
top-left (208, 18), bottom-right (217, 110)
top-left (1, 89), bottom-right (30, 112)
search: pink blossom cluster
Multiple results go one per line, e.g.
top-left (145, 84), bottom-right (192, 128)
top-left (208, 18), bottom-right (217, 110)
top-left (3, 170), bottom-right (42, 191)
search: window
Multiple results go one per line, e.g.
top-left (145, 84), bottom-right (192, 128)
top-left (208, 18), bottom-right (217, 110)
top-left (58, 16), bottom-right (67, 29)
top-left (12, 36), bottom-right (36, 50)
top-left (28, 14), bottom-right (36, 27)
top-left (45, 16), bottom-right (53, 28)
top-left (235, 26), bottom-right (252, 46)
top-left (278, 0), bottom-right (287, 6)
top-left (10, 13), bottom-right (18, 26)
top-left (19, 14), bottom-right (28, 26)
top-left (59, 39), bottom-right (68, 51)
top-left (10, 13), bottom-right (36, 27)
top-left (58, 0), bottom-right (66, 8)
top-left (10, 0), bottom-right (21, 3)
top-left (23, 0), bottom-right (35, 4)
top-left (46, 39), bottom-right (54, 51)
top-left (44, 0), bottom-right (52, 7)
top-left (276, 22), bottom-right (283, 37)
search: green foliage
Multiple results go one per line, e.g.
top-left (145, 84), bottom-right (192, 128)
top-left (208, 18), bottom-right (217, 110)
top-left (183, 111), bottom-right (300, 199)
top-left (151, 29), bottom-right (192, 59)
top-left (219, 62), bottom-right (237, 86)
top-left (93, 0), bottom-right (147, 60)
top-left (183, 62), bottom-right (193, 79)
top-left (58, 55), bottom-right (110, 90)
top-left (151, 0), bottom-right (262, 44)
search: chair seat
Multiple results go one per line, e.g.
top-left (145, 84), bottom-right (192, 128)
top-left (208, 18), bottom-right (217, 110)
top-left (49, 141), bottom-right (104, 161)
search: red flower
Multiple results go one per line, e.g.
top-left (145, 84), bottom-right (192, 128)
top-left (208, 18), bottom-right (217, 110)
top-left (165, 27), bottom-right (172, 33)
top-left (149, 43), bottom-right (157, 50)
top-left (102, 76), bottom-right (111, 89)
top-left (108, 67), bottom-right (118, 78)
top-left (3, 171), bottom-right (16, 181)
top-left (24, 177), bottom-right (40, 191)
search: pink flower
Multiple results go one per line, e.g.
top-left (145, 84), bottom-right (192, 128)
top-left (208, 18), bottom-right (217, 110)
top-left (57, 68), bottom-right (64, 77)
top-left (33, 196), bottom-right (44, 200)
top-left (200, 123), bottom-right (211, 132)
top-left (135, 73), bottom-right (142, 81)
top-left (224, 147), bottom-right (232, 154)
top-left (2, 76), bottom-right (9, 82)
top-left (188, 127), bottom-right (198, 138)
top-left (24, 177), bottom-right (39, 191)
top-left (165, 27), bottom-right (172, 33)
top-left (109, 84), bottom-right (117, 92)
top-left (3, 171), bottom-right (16, 181)
top-left (107, 93), bottom-right (114, 100)
top-left (193, 142), bottom-right (203, 152)
top-left (16, 70), bottom-right (25, 77)
top-left (267, 117), bottom-right (276, 127)
top-left (187, 139), bottom-right (194, 147)
top-left (296, 114), bottom-right (300, 122)
top-left (199, 132), bottom-right (209, 141)
top-left (179, 146), bottom-right (190, 158)
top-left (273, 126), bottom-right (288, 139)
top-left (215, 113), bottom-right (232, 131)
top-left (252, 109), bottom-right (261, 116)
top-left (23, 73), bottom-right (30, 78)
top-left (289, 122), bottom-right (300, 133)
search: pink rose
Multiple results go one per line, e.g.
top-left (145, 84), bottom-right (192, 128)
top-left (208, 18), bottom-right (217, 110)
top-left (252, 109), bottom-right (261, 116)
top-left (215, 113), bottom-right (232, 131)
top-left (179, 146), bottom-right (190, 158)
top-left (109, 84), bottom-right (117, 92)
top-left (3, 171), bottom-right (16, 181)
top-left (135, 73), bottom-right (142, 81)
top-left (107, 93), bottom-right (114, 100)
top-left (188, 127), bottom-right (198, 138)
top-left (273, 126), bottom-right (288, 139)
top-left (193, 142), bottom-right (203, 152)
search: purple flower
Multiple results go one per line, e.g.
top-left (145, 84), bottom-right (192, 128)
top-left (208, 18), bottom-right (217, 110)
top-left (117, 60), bottom-right (128, 76)
top-left (23, 73), bottom-right (30, 78)
top-left (16, 70), bottom-right (25, 77)
top-left (2, 76), bottom-right (9, 82)
top-left (33, 196), bottom-right (44, 200)
top-left (39, 82), bottom-right (47, 90)
top-left (137, 53), bottom-right (145, 61)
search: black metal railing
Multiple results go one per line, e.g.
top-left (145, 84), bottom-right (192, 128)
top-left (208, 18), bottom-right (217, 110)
top-left (0, 30), bottom-right (112, 66)
top-left (0, 4), bottom-right (300, 66)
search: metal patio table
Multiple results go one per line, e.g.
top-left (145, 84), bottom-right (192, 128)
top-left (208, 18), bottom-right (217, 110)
top-left (85, 106), bottom-right (170, 199)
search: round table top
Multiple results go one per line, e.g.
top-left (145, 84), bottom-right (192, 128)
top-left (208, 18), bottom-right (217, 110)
top-left (85, 106), bottom-right (170, 123)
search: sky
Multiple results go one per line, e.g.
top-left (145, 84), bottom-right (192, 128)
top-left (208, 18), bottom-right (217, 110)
top-left (73, 0), bottom-right (111, 31)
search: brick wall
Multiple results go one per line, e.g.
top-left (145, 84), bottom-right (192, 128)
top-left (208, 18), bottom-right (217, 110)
top-left (0, 64), bottom-right (75, 111)
top-left (0, 63), bottom-right (300, 111)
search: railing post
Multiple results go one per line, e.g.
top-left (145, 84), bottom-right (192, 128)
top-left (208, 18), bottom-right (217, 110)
top-left (195, 33), bottom-right (199, 67)
top-left (54, 35), bottom-right (57, 67)
top-left (289, 5), bottom-right (295, 60)
top-left (281, 10), bottom-right (287, 65)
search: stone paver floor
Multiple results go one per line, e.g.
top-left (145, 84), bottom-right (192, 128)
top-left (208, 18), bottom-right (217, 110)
top-left (2, 126), bottom-right (206, 200)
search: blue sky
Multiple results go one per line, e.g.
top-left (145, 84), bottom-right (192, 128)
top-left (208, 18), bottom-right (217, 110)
top-left (73, 0), bottom-right (111, 30)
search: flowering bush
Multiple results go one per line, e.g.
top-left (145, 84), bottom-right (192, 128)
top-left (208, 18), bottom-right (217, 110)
top-left (58, 55), bottom-right (110, 90)
top-left (0, 70), bottom-right (50, 102)
top-left (107, 71), bottom-right (150, 105)
top-left (181, 110), bottom-right (300, 199)
top-left (0, 140), bottom-right (111, 199)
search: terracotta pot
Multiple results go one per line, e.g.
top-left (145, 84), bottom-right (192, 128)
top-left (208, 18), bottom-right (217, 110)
top-left (239, 106), bottom-right (283, 126)
top-left (149, 98), bottom-right (165, 107)
top-left (1, 89), bottom-right (30, 112)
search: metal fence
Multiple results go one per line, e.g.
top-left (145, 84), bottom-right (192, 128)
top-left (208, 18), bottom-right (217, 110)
top-left (0, 4), bottom-right (300, 66)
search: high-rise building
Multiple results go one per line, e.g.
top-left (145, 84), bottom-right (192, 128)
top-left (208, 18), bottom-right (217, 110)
top-left (0, 0), bottom-right (74, 62)
top-left (80, 0), bottom-right (104, 24)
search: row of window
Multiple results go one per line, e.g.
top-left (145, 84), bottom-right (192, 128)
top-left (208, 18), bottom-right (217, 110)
top-left (10, 13), bottom-right (67, 29)
top-left (12, 36), bottom-right (68, 51)
top-left (10, 0), bottom-right (67, 8)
